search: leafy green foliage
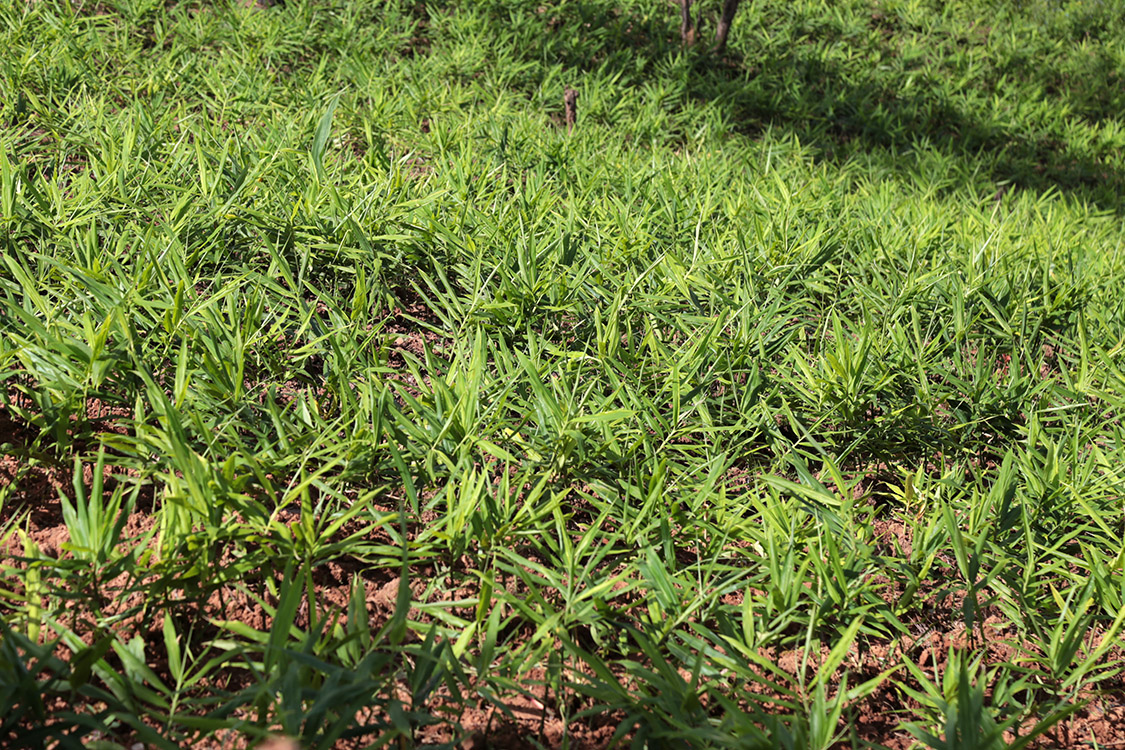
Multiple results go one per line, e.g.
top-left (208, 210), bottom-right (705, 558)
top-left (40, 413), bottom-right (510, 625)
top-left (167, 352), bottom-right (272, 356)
top-left (2, 0), bottom-right (1124, 747)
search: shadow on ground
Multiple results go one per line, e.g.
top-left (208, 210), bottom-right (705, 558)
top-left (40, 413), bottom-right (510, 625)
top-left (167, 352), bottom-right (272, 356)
top-left (465, 0), bottom-right (1125, 213)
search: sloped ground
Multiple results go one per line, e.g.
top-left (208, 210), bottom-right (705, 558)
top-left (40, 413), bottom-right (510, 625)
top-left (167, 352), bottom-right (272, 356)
top-left (2, 1), bottom-right (1125, 747)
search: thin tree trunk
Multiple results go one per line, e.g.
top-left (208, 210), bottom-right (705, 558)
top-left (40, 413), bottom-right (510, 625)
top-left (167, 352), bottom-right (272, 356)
top-left (564, 88), bottom-right (578, 131)
top-left (681, 0), bottom-right (696, 45)
top-left (713, 0), bottom-right (741, 52)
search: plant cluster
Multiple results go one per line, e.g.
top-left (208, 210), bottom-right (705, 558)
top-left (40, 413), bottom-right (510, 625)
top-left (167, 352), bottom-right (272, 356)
top-left (2, 0), bottom-right (1124, 748)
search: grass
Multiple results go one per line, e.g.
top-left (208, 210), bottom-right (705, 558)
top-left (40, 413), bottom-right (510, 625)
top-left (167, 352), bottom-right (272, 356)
top-left (2, 0), bottom-right (1125, 747)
